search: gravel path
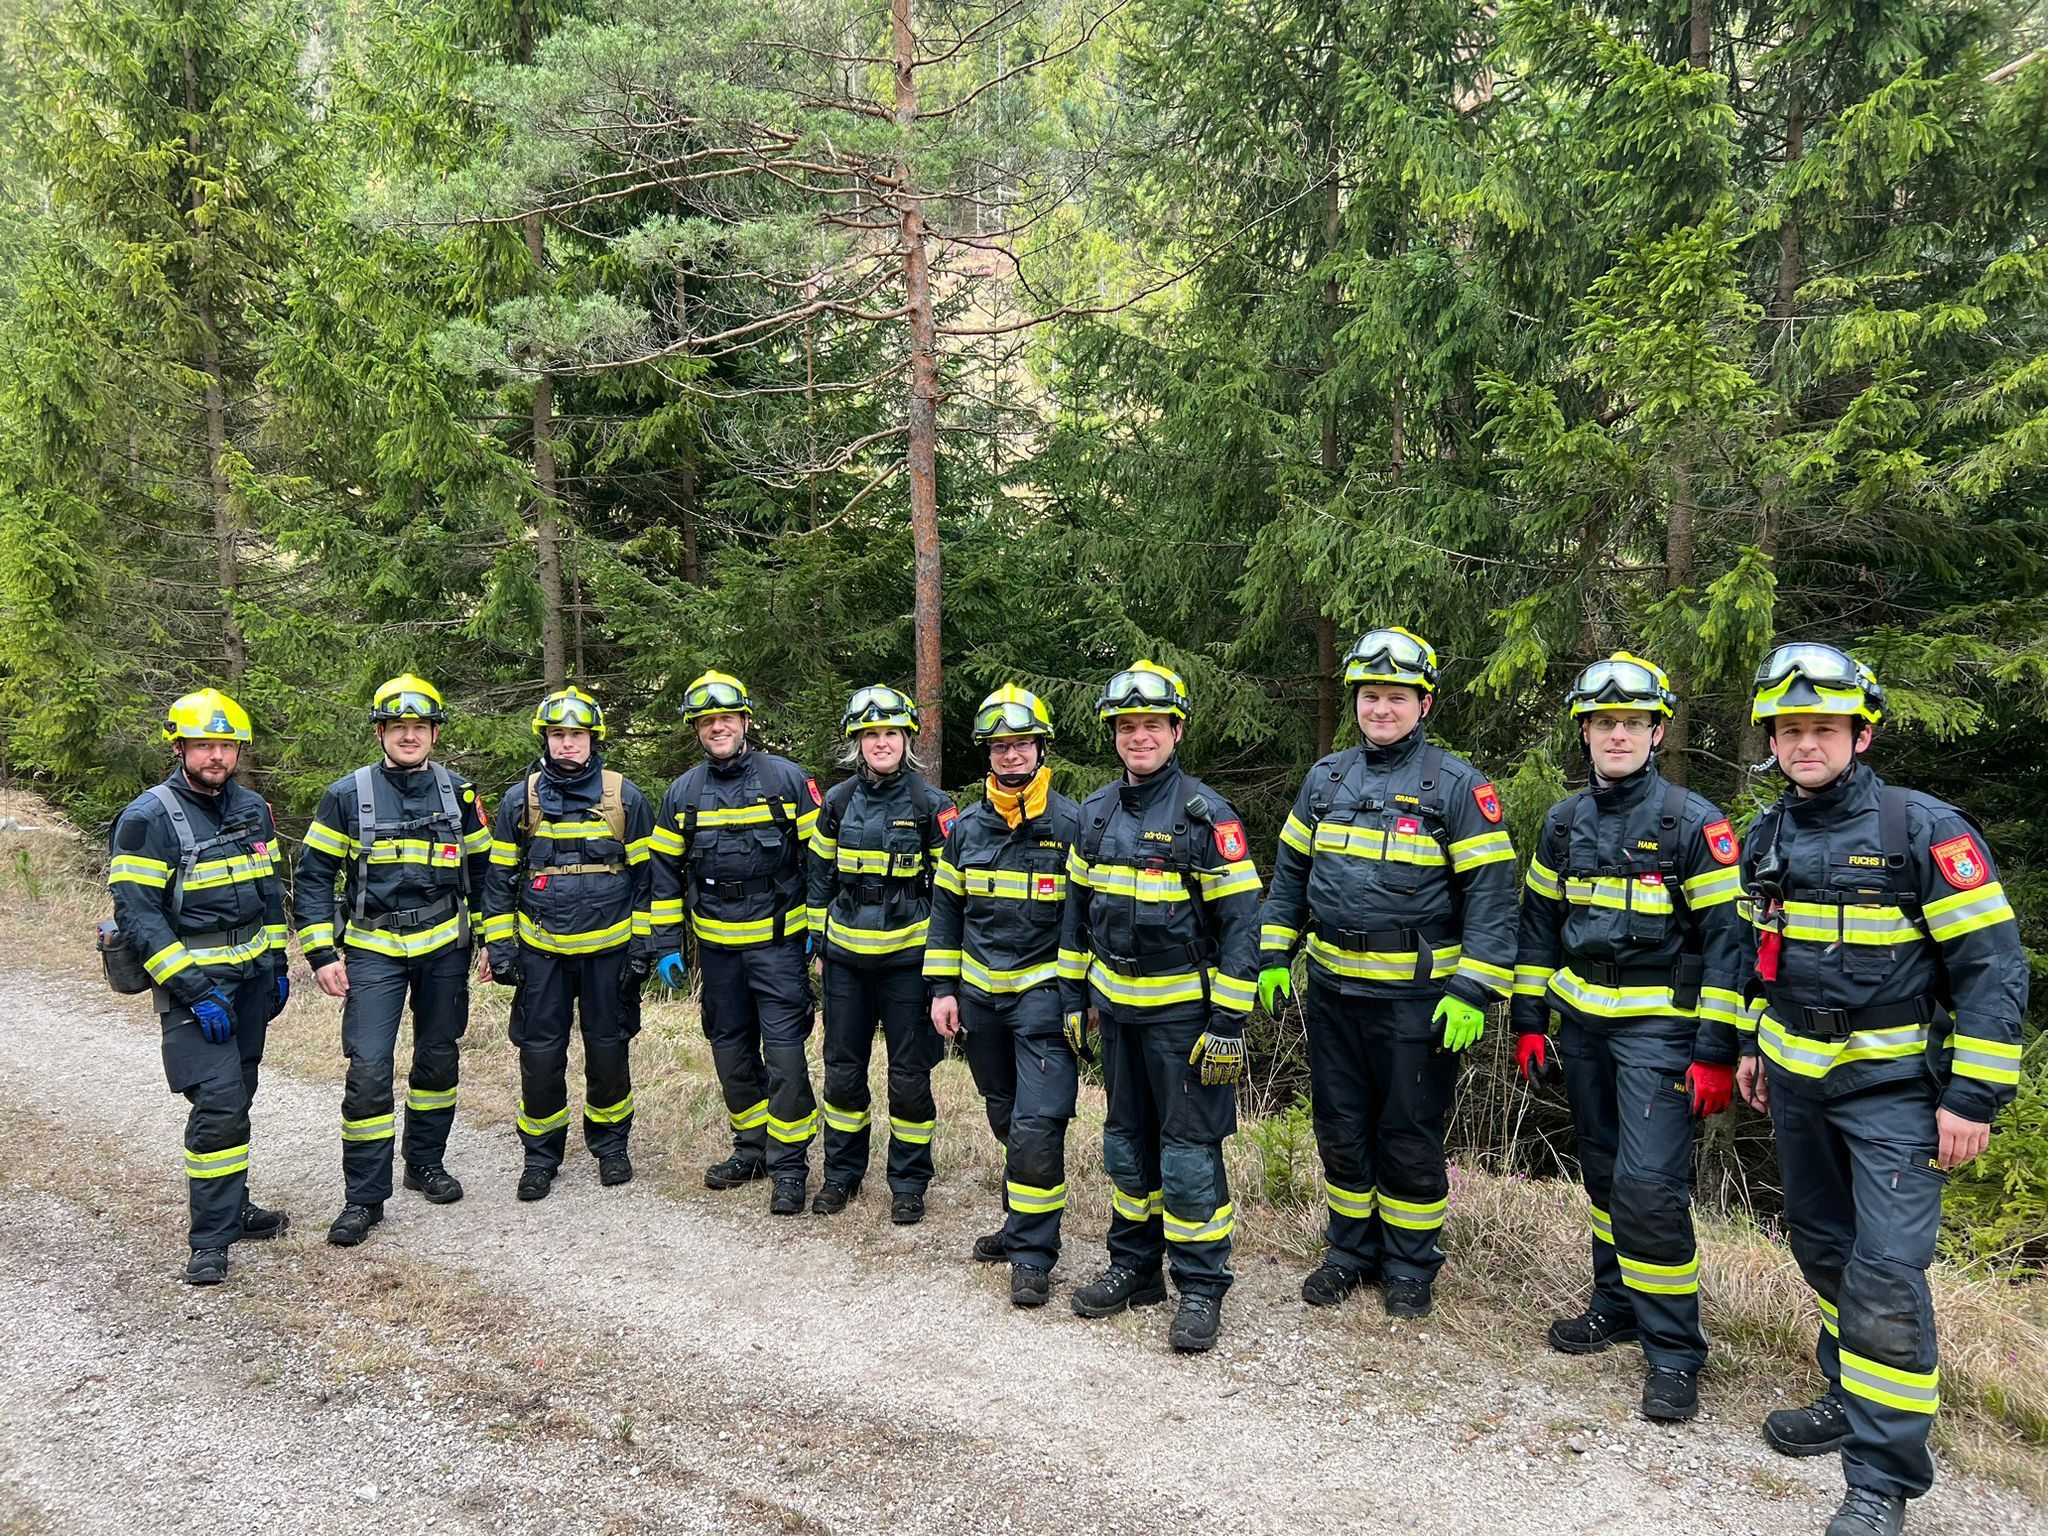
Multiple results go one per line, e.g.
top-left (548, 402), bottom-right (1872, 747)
top-left (3, 964), bottom-right (2042, 1536)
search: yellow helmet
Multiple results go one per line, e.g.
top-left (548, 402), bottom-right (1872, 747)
top-left (841, 684), bottom-right (920, 737)
top-left (679, 670), bottom-right (753, 723)
top-left (370, 673), bottom-right (447, 723)
top-left (971, 684), bottom-right (1056, 743)
top-left (1566, 652), bottom-right (1677, 718)
top-left (162, 688), bottom-right (252, 744)
top-left (1096, 660), bottom-right (1190, 723)
top-left (1342, 627), bottom-right (1439, 693)
top-left (531, 686), bottom-right (607, 740)
top-left (1751, 644), bottom-right (1885, 726)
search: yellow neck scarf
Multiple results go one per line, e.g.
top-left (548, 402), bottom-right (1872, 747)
top-left (984, 767), bottom-right (1050, 829)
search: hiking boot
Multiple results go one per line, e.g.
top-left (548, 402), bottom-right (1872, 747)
top-left (890, 1191), bottom-right (926, 1226)
top-left (1763, 1392), bottom-right (1851, 1458)
top-left (1301, 1261), bottom-right (1374, 1308)
top-left (1642, 1367), bottom-right (1700, 1423)
top-left (770, 1178), bottom-right (807, 1216)
top-left (971, 1228), bottom-right (1009, 1263)
top-left (403, 1163), bottom-right (464, 1204)
top-left (1071, 1264), bottom-right (1168, 1318)
top-left (238, 1199), bottom-right (290, 1240)
top-left (183, 1247), bottom-right (230, 1286)
top-left (516, 1168), bottom-right (555, 1203)
top-left (705, 1151), bottom-right (768, 1190)
top-left (325, 1202), bottom-right (384, 1247)
top-left (1011, 1264), bottom-right (1052, 1309)
top-left (1169, 1293), bottom-right (1223, 1353)
top-left (1383, 1278), bottom-right (1433, 1318)
top-left (812, 1181), bottom-right (857, 1216)
top-left (598, 1153), bottom-right (633, 1188)
top-left (1826, 1490), bottom-right (1905, 1536)
top-left (1547, 1304), bottom-right (1641, 1356)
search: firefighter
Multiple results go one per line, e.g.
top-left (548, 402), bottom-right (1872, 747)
top-left (1256, 628), bottom-right (1518, 1319)
top-left (108, 689), bottom-right (291, 1285)
top-left (295, 675), bottom-right (493, 1246)
top-left (478, 689), bottom-right (655, 1199)
top-left (926, 686), bottom-right (1082, 1306)
top-left (806, 686), bottom-right (956, 1224)
top-left (649, 671), bottom-right (823, 1215)
top-left (1736, 645), bottom-right (2025, 1536)
top-left (1510, 654), bottom-right (1746, 1422)
top-left (1059, 661), bottom-right (1261, 1353)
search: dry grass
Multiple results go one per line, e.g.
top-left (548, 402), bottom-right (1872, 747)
top-left (7, 786), bottom-right (2044, 1495)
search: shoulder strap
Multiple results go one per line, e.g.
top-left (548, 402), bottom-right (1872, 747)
top-left (1081, 796), bottom-right (1112, 865)
top-left (1880, 786), bottom-right (1931, 939)
top-left (352, 766), bottom-right (382, 920)
top-left (598, 771), bottom-right (626, 843)
top-left (522, 772), bottom-right (543, 840)
top-left (431, 764), bottom-right (469, 899)
top-left (822, 776), bottom-right (859, 838)
top-left (145, 784), bottom-right (201, 929)
top-left (1655, 781), bottom-right (1689, 876)
top-left (1308, 746), bottom-right (1365, 823)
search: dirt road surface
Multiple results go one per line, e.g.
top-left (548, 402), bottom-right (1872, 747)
top-left (2, 964), bottom-right (2042, 1536)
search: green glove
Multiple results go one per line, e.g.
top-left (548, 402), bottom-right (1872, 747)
top-left (1434, 994), bottom-right (1487, 1053)
top-left (1257, 965), bottom-right (1294, 1014)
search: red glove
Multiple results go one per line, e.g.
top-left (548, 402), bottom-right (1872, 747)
top-left (1514, 1032), bottom-right (1550, 1083)
top-left (1686, 1060), bottom-right (1734, 1118)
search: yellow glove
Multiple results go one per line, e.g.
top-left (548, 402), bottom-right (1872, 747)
top-left (1188, 1029), bottom-right (1246, 1087)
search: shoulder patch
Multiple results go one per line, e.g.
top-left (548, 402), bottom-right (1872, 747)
top-left (937, 806), bottom-right (959, 837)
top-left (1213, 819), bottom-right (1248, 862)
top-left (1931, 833), bottom-right (1989, 891)
top-left (1702, 818), bottom-right (1739, 866)
top-left (806, 777), bottom-right (822, 807)
top-left (1472, 783), bottom-right (1502, 824)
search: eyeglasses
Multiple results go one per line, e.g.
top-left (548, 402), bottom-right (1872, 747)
top-left (974, 700), bottom-right (1041, 737)
top-left (986, 735), bottom-right (1040, 755)
top-left (1754, 643), bottom-right (1860, 689)
top-left (1585, 714), bottom-right (1656, 735)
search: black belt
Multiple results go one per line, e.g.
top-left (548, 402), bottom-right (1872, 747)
top-left (178, 920), bottom-right (264, 950)
top-left (851, 874), bottom-right (923, 904)
top-left (1095, 940), bottom-right (1207, 979)
top-left (1571, 959), bottom-right (1682, 987)
top-left (353, 894), bottom-right (461, 933)
top-left (695, 874), bottom-right (781, 899)
top-left (1770, 993), bottom-right (1937, 1043)
top-left (1315, 920), bottom-right (1458, 951)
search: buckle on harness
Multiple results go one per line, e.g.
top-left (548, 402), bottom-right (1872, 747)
top-left (1799, 1007), bottom-right (1854, 1041)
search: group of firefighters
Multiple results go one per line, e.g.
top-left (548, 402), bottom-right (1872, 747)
top-left (106, 633), bottom-right (2027, 1536)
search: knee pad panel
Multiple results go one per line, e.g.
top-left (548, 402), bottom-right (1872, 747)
top-left (1160, 1141), bottom-right (1224, 1222)
top-left (1609, 1174), bottom-right (1694, 1264)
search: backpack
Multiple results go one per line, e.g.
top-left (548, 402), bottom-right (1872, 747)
top-left (516, 769), bottom-right (628, 878)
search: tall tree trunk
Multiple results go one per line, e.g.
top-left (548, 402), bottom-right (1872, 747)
top-left (1663, 458), bottom-right (1695, 786)
top-left (894, 0), bottom-right (944, 785)
top-left (184, 40), bottom-right (243, 686)
top-left (680, 435), bottom-right (701, 584)
top-left (514, 2), bottom-right (566, 689)
top-left (1314, 30), bottom-right (1344, 758)
top-left (1689, 0), bottom-right (1710, 70)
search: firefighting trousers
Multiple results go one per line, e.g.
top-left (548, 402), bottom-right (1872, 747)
top-left (338, 943), bottom-right (470, 1204)
top-left (1095, 994), bottom-right (1236, 1298)
top-left (1303, 982), bottom-right (1458, 1284)
top-left (958, 986), bottom-right (1077, 1270)
top-left (820, 957), bottom-right (939, 1194)
top-left (698, 936), bottom-right (816, 1178)
top-left (507, 946), bottom-right (639, 1172)
top-left (157, 969), bottom-right (273, 1251)
top-left (1768, 1064), bottom-right (1946, 1500)
top-left (1556, 1006), bottom-right (1707, 1371)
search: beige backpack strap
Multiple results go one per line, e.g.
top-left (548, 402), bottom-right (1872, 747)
top-left (599, 771), bottom-right (626, 843)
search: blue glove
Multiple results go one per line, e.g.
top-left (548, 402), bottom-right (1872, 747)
top-left (191, 990), bottom-right (235, 1044)
top-left (272, 971), bottom-right (290, 1017)
top-left (654, 952), bottom-right (688, 990)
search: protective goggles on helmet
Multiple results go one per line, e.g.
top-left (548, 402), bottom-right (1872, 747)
top-left (371, 690), bottom-right (445, 723)
top-left (1750, 643), bottom-right (1884, 725)
top-left (1342, 628), bottom-right (1438, 692)
top-left (1566, 656), bottom-right (1675, 717)
top-left (680, 674), bottom-right (751, 720)
top-left (974, 700), bottom-right (1047, 740)
top-left (532, 689), bottom-right (606, 739)
top-left (1754, 643), bottom-right (1861, 690)
top-left (842, 685), bottom-right (919, 736)
top-left (1096, 664), bottom-right (1189, 722)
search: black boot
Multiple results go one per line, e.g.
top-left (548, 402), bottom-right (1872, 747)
top-left (326, 1203), bottom-right (384, 1247)
top-left (1383, 1278), bottom-right (1433, 1318)
top-left (770, 1178), bottom-right (807, 1216)
top-left (705, 1151), bottom-right (767, 1190)
top-left (1642, 1367), bottom-right (1700, 1423)
top-left (890, 1191), bottom-right (926, 1226)
top-left (1071, 1264), bottom-right (1168, 1318)
top-left (972, 1228), bottom-right (1009, 1263)
top-left (516, 1168), bottom-right (555, 1202)
top-left (1826, 1490), bottom-right (1906, 1536)
top-left (1301, 1262), bottom-right (1373, 1308)
top-left (1169, 1293), bottom-right (1223, 1353)
top-left (183, 1247), bottom-right (230, 1286)
top-left (1011, 1264), bottom-right (1051, 1309)
top-left (598, 1153), bottom-right (633, 1187)
top-left (238, 1199), bottom-right (290, 1240)
top-left (1762, 1392), bottom-right (1851, 1457)
top-left (403, 1164), bottom-right (465, 1204)
top-left (1547, 1304), bottom-right (1640, 1355)
top-left (812, 1181), bottom-right (857, 1215)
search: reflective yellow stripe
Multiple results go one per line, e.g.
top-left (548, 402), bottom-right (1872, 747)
top-left (1618, 1252), bottom-right (1699, 1295)
top-left (1310, 821), bottom-right (1444, 865)
top-left (835, 847), bottom-right (926, 877)
top-left (108, 855), bottom-right (171, 888)
top-left (406, 1086), bottom-right (458, 1113)
top-left (1163, 1203), bottom-right (1235, 1244)
top-left (303, 819), bottom-right (355, 857)
top-left (767, 1109), bottom-right (817, 1144)
top-left (692, 910), bottom-right (808, 947)
top-left (465, 826), bottom-right (495, 854)
top-left (1548, 967), bottom-right (1690, 1020)
top-left (1006, 1180), bottom-right (1067, 1214)
top-left (1112, 1186), bottom-right (1164, 1222)
top-left (1949, 1033), bottom-right (2022, 1086)
top-left (1260, 922), bottom-right (1300, 950)
top-left (1456, 955), bottom-right (1513, 996)
top-left (649, 897), bottom-right (684, 924)
top-left (1072, 864), bottom-right (1192, 901)
top-left (479, 913), bottom-right (516, 943)
top-left (1513, 963), bottom-right (1556, 998)
top-left (298, 922), bottom-right (337, 952)
top-left (1524, 858), bottom-right (1561, 900)
top-left (1324, 1181), bottom-right (1377, 1220)
top-left (1563, 874), bottom-right (1672, 914)
top-left (1211, 973), bottom-right (1256, 1013)
top-left (889, 1115), bottom-right (936, 1146)
top-left (185, 1143), bottom-right (249, 1179)
top-left (648, 823), bottom-right (687, 856)
top-left (186, 931), bottom-right (274, 969)
top-left (1923, 882), bottom-right (2015, 941)
top-left (1086, 959), bottom-right (1209, 1010)
top-left (514, 912), bottom-right (632, 956)
top-left (1196, 863), bottom-right (1261, 901)
top-left (344, 914), bottom-right (466, 959)
top-left (924, 947), bottom-right (964, 980)
top-left (957, 954), bottom-right (1060, 994)
top-left (342, 1113), bottom-right (396, 1143)
top-left (1056, 947), bottom-right (1090, 982)
top-left (1761, 899), bottom-right (1919, 946)
top-left (1757, 1015), bottom-right (1929, 1078)
top-left (518, 1102), bottom-right (572, 1136)
top-left (730, 1098), bottom-right (770, 1131)
top-left (1448, 830), bottom-right (1514, 871)
top-left (824, 913), bottom-right (927, 956)
top-left (961, 867), bottom-right (1064, 902)
top-left (1280, 813), bottom-right (1314, 854)
top-left (585, 1093), bottom-right (636, 1124)
top-left (145, 942), bottom-right (195, 983)
top-left (489, 839), bottom-right (522, 868)
top-left (181, 851), bottom-right (277, 891)
top-left (1590, 1204), bottom-right (1614, 1245)
top-left (1818, 1294), bottom-right (1840, 1337)
top-left (1698, 986), bottom-right (1744, 1028)
top-left (1681, 864), bottom-right (1743, 907)
top-left (692, 803), bottom-right (799, 829)
top-left (821, 1101), bottom-right (871, 1133)
top-left (1304, 935), bottom-right (1460, 983)
top-left (1839, 1349), bottom-right (1939, 1414)
top-left (1378, 1191), bottom-right (1448, 1231)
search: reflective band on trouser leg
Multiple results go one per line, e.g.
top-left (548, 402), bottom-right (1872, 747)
top-left (405, 1087), bottom-right (458, 1114)
top-left (1839, 1349), bottom-right (1940, 1415)
top-left (889, 1115), bottom-right (936, 1147)
top-left (768, 1110), bottom-right (818, 1144)
top-left (585, 1093), bottom-right (636, 1124)
top-left (1111, 1186), bottom-right (1164, 1222)
top-left (1163, 1204), bottom-right (1235, 1244)
top-left (1324, 1181), bottom-right (1377, 1221)
top-left (1006, 1180), bottom-right (1068, 1214)
top-left (1590, 1204), bottom-right (1615, 1245)
top-left (1377, 1192), bottom-right (1448, 1231)
top-left (186, 1143), bottom-right (250, 1179)
top-left (1617, 1251), bottom-right (1701, 1296)
top-left (518, 1103), bottom-right (571, 1137)
top-left (730, 1099), bottom-right (770, 1132)
top-left (341, 1114), bottom-right (396, 1143)
top-left (821, 1101), bottom-right (871, 1134)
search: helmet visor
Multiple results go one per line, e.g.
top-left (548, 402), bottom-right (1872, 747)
top-left (539, 696), bottom-right (601, 732)
top-left (1755, 643), bottom-right (1860, 690)
top-left (847, 686), bottom-right (904, 717)
top-left (1571, 659), bottom-right (1662, 702)
top-left (375, 691), bottom-right (443, 720)
top-left (1101, 668), bottom-right (1177, 709)
top-left (684, 679), bottom-right (747, 714)
top-left (1350, 629), bottom-right (1430, 671)
top-left (974, 700), bottom-right (1041, 737)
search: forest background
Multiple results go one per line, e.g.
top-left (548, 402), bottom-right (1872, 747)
top-left (0, 0), bottom-right (2045, 1258)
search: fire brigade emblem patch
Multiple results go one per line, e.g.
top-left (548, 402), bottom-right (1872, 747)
top-left (937, 806), bottom-right (959, 837)
top-left (806, 777), bottom-right (823, 807)
top-left (1703, 819), bottom-right (1739, 866)
top-left (1473, 783), bottom-right (1502, 824)
top-left (1932, 833), bottom-right (1989, 890)
top-left (1213, 820), bottom-right (1248, 861)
